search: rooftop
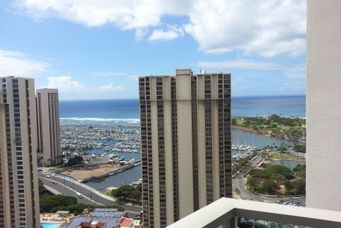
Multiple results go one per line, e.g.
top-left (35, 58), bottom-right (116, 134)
top-left (89, 208), bottom-right (126, 218)
top-left (66, 217), bottom-right (119, 228)
top-left (118, 217), bottom-right (134, 227)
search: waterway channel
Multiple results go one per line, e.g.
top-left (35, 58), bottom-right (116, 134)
top-left (84, 129), bottom-right (300, 192)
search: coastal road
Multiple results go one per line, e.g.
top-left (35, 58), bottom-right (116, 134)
top-left (232, 153), bottom-right (305, 205)
top-left (40, 173), bottom-right (142, 213)
top-left (41, 177), bottom-right (99, 206)
top-left (232, 154), bottom-right (269, 202)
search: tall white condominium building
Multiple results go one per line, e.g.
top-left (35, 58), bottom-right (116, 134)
top-left (139, 69), bottom-right (232, 228)
top-left (307, 0), bottom-right (341, 211)
top-left (0, 77), bottom-right (40, 228)
top-left (36, 89), bottom-right (61, 166)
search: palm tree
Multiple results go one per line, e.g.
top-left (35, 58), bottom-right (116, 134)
top-left (234, 188), bottom-right (241, 198)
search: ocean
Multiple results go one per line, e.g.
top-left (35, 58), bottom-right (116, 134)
top-left (59, 95), bottom-right (305, 126)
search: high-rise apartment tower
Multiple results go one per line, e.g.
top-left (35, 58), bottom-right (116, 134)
top-left (139, 69), bottom-right (232, 228)
top-left (36, 89), bottom-right (61, 166)
top-left (0, 76), bottom-right (40, 228)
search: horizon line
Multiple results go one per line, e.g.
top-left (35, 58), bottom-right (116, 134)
top-left (59, 94), bottom-right (306, 102)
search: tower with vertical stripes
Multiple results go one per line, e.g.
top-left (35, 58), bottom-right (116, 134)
top-left (0, 76), bottom-right (40, 228)
top-left (139, 69), bottom-right (232, 228)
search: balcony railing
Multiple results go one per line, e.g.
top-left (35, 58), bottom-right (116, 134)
top-left (167, 198), bottom-right (341, 228)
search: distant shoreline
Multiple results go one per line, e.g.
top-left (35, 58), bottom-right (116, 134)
top-left (59, 96), bottom-right (305, 118)
top-left (59, 95), bottom-right (306, 102)
top-left (232, 127), bottom-right (304, 144)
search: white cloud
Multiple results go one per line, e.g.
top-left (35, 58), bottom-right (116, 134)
top-left (45, 76), bottom-right (84, 91)
top-left (99, 83), bottom-right (124, 92)
top-left (92, 72), bottom-right (128, 77)
top-left (16, 0), bottom-right (306, 57)
top-left (0, 49), bottom-right (48, 77)
top-left (280, 81), bottom-right (305, 93)
top-left (135, 28), bottom-right (149, 40)
top-left (148, 27), bottom-right (184, 42)
top-left (16, 0), bottom-right (188, 29)
top-left (198, 59), bottom-right (306, 78)
top-left (184, 0), bottom-right (306, 57)
top-left (283, 64), bottom-right (306, 78)
top-left (148, 29), bottom-right (180, 42)
top-left (43, 76), bottom-right (125, 93)
top-left (198, 59), bottom-right (282, 71)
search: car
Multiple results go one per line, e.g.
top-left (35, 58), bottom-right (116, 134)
top-left (76, 192), bottom-right (83, 198)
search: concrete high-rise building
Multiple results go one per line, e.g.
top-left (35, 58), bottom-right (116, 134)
top-left (139, 69), bottom-right (232, 228)
top-left (36, 89), bottom-right (61, 166)
top-left (307, 0), bottom-right (341, 211)
top-left (0, 76), bottom-right (40, 228)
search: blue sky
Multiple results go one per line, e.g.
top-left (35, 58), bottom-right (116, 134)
top-left (0, 0), bottom-right (306, 100)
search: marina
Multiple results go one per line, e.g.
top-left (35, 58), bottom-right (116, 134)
top-left (60, 123), bottom-right (300, 192)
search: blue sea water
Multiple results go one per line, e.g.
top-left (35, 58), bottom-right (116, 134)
top-left (231, 95), bottom-right (305, 117)
top-left (60, 99), bottom-right (139, 119)
top-left (59, 96), bottom-right (305, 125)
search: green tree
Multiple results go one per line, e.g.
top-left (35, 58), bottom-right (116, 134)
top-left (293, 144), bottom-right (306, 153)
top-left (235, 188), bottom-right (241, 197)
top-left (38, 179), bottom-right (45, 194)
top-left (292, 179), bottom-right (305, 194)
top-left (65, 204), bottom-right (92, 215)
top-left (284, 181), bottom-right (294, 193)
top-left (40, 195), bottom-right (77, 213)
top-left (111, 184), bottom-right (141, 201)
top-left (270, 123), bottom-right (278, 129)
top-left (278, 143), bottom-right (288, 152)
top-left (39, 195), bottom-right (120, 214)
top-left (132, 183), bottom-right (142, 200)
top-left (252, 125), bottom-right (259, 131)
top-left (260, 180), bottom-right (279, 194)
top-left (270, 173), bottom-right (287, 182)
top-left (249, 169), bottom-right (269, 178)
top-left (265, 165), bottom-right (294, 180)
top-left (65, 155), bottom-right (83, 167)
top-left (293, 164), bottom-right (306, 178)
top-left (242, 120), bottom-right (251, 127)
top-left (246, 177), bottom-right (260, 192)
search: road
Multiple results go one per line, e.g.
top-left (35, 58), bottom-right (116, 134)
top-left (232, 153), bottom-right (305, 205)
top-left (233, 155), bottom-right (268, 201)
top-left (41, 177), bottom-right (100, 206)
top-left (40, 173), bottom-right (142, 212)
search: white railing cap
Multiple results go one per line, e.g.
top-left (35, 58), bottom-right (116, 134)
top-left (167, 198), bottom-right (341, 228)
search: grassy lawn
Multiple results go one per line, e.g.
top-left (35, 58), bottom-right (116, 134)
top-left (104, 190), bottom-right (116, 198)
top-left (246, 164), bottom-right (305, 196)
top-left (270, 152), bottom-right (304, 161)
top-left (232, 115), bottom-right (305, 142)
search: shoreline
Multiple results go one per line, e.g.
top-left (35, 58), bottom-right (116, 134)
top-left (81, 162), bottom-right (141, 183)
top-left (232, 126), bottom-right (304, 144)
